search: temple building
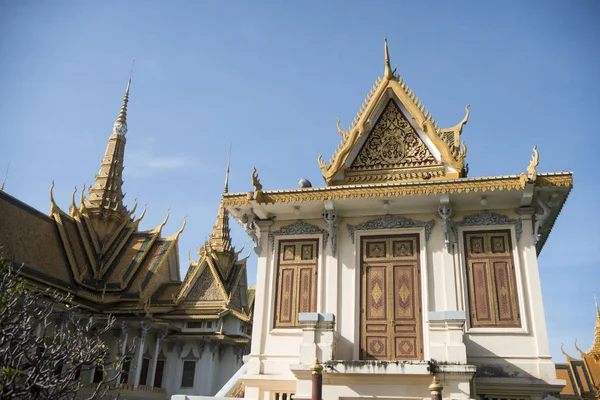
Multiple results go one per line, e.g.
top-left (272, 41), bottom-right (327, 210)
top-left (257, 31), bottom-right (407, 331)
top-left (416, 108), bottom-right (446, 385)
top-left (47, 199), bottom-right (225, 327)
top-left (555, 300), bottom-right (600, 398)
top-left (214, 39), bottom-right (575, 400)
top-left (0, 79), bottom-right (252, 399)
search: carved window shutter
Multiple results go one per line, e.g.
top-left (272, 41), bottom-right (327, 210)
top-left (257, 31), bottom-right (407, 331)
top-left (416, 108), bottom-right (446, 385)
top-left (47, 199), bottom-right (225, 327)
top-left (464, 230), bottom-right (521, 328)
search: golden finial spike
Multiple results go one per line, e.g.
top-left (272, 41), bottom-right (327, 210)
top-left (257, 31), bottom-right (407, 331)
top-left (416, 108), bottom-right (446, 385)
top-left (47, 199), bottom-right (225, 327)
top-left (384, 37), bottom-right (392, 79)
top-left (224, 144), bottom-right (231, 194)
top-left (113, 60), bottom-right (134, 135)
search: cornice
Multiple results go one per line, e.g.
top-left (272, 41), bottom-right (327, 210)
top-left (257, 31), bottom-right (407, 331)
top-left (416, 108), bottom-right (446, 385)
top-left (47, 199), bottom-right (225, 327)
top-left (222, 172), bottom-right (572, 206)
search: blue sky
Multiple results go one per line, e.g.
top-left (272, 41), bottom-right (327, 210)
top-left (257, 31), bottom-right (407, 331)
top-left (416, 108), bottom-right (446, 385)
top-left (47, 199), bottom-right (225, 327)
top-left (0, 1), bottom-right (598, 362)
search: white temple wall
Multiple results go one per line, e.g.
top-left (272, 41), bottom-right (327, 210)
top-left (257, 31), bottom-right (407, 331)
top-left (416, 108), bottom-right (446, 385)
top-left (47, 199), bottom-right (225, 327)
top-left (247, 205), bottom-right (555, 384)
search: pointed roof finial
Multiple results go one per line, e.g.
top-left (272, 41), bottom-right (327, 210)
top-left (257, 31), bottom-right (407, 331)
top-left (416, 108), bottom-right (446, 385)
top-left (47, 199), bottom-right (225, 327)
top-left (113, 59), bottom-right (134, 136)
top-left (224, 143), bottom-right (231, 194)
top-left (384, 37), bottom-right (393, 79)
top-left (0, 162), bottom-right (9, 191)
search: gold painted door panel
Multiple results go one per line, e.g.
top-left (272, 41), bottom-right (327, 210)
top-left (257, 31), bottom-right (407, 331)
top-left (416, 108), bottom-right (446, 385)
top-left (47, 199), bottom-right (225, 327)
top-left (360, 235), bottom-right (423, 360)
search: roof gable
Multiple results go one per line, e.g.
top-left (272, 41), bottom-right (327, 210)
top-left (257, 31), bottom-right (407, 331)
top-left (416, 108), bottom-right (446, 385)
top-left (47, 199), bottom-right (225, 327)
top-left (318, 38), bottom-right (469, 186)
top-left (342, 98), bottom-right (444, 184)
top-left (184, 262), bottom-right (227, 302)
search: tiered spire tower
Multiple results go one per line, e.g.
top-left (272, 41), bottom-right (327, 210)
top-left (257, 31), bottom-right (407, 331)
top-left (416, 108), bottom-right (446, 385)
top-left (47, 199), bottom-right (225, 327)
top-left (83, 78), bottom-right (131, 242)
top-left (209, 149), bottom-right (233, 254)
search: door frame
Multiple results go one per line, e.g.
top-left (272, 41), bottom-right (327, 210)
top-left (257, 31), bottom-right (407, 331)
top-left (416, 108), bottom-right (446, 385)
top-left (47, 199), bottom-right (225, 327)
top-left (353, 227), bottom-right (430, 361)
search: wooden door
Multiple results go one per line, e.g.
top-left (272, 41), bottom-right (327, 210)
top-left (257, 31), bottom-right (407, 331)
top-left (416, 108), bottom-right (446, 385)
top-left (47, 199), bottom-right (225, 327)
top-left (360, 234), bottom-right (423, 360)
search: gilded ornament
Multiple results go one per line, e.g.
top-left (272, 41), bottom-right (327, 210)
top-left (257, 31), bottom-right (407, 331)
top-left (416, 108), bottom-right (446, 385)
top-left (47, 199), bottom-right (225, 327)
top-left (268, 221), bottom-right (329, 253)
top-left (520, 146), bottom-right (539, 186)
top-left (251, 167), bottom-right (265, 203)
top-left (349, 100), bottom-right (438, 173)
top-left (347, 215), bottom-right (434, 243)
top-left (451, 212), bottom-right (522, 244)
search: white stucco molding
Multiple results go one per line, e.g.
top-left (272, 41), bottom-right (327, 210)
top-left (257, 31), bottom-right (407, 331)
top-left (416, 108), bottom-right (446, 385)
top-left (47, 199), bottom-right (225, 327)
top-left (346, 214), bottom-right (435, 243)
top-left (268, 221), bottom-right (329, 253)
top-left (428, 311), bottom-right (466, 322)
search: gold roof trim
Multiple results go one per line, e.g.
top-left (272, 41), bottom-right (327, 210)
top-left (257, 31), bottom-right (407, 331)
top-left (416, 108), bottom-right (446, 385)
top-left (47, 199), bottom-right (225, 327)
top-left (222, 172), bottom-right (572, 206)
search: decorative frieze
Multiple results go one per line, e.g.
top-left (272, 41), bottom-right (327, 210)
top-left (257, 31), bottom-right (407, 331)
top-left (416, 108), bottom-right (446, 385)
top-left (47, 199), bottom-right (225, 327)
top-left (451, 212), bottom-right (522, 243)
top-left (347, 214), bottom-right (434, 243)
top-left (269, 221), bottom-right (329, 253)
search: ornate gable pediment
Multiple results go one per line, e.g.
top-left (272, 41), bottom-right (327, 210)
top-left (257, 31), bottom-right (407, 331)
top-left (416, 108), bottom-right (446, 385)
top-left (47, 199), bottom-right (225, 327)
top-left (345, 99), bottom-right (444, 184)
top-left (318, 38), bottom-right (470, 186)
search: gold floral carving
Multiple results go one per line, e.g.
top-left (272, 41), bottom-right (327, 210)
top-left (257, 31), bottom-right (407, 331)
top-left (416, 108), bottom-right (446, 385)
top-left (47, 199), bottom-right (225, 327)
top-left (349, 100), bottom-right (439, 171)
top-left (223, 174), bottom-right (573, 206)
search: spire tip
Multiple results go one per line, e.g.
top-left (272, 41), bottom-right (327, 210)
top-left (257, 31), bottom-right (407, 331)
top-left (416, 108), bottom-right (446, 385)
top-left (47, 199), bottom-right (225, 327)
top-left (384, 37), bottom-right (392, 79)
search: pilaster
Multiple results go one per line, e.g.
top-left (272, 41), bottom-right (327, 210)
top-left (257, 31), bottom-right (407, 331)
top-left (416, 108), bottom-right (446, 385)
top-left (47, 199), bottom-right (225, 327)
top-left (517, 207), bottom-right (554, 377)
top-left (148, 330), bottom-right (167, 388)
top-left (323, 210), bottom-right (339, 316)
top-left (248, 219), bottom-right (274, 375)
top-left (298, 313), bottom-right (336, 366)
top-left (438, 199), bottom-right (458, 311)
top-left (133, 322), bottom-right (150, 388)
top-left (427, 311), bottom-right (467, 363)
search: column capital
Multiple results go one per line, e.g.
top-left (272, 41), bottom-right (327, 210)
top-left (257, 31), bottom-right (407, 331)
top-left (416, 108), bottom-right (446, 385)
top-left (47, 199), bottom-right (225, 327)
top-left (255, 218), bottom-right (274, 230)
top-left (516, 206), bottom-right (535, 218)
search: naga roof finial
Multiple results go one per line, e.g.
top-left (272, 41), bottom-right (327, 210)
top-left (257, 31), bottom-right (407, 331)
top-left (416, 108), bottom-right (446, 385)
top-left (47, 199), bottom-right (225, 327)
top-left (384, 37), bottom-right (393, 80)
top-left (527, 146), bottom-right (539, 180)
top-left (251, 167), bottom-right (263, 192)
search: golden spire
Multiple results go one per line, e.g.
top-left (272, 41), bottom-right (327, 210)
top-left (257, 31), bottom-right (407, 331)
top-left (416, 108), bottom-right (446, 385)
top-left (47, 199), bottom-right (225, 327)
top-left (112, 60), bottom-right (134, 135)
top-left (589, 295), bottom-right (600, 360)
top-left (209, 155), bottom-right (233, 254)
top-left (224, 144), bottom-right (231, 194)
top-left (384, 37), bottom-right (393, 79)
top-left (83, 74), bottom-right (133, 235)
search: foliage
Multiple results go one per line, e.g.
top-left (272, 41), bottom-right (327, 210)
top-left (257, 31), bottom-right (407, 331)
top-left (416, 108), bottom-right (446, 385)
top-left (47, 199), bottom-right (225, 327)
top-left (0, 256), bottom-right (133, 400)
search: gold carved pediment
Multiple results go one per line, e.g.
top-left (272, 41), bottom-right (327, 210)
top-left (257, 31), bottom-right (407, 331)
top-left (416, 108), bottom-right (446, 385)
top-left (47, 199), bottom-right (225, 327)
top-left (343, 99), bottom-right (444, 184)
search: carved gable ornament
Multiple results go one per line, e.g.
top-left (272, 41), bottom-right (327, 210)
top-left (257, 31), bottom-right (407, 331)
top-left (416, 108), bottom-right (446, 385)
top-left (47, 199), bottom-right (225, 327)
top-left (347, 214), bottom-right (435, 243)
top-left (451, 212), bottom-right (522, 244)
top-left (268, 221), bottom-right (329, 253)
top-left (345, 99), bottom-right (444, 184)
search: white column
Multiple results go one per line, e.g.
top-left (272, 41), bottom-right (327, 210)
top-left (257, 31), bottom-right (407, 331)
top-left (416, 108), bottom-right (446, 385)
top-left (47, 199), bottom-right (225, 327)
top-left (133, 322), bottom-right (150, 388)
top-left (248, 220), bottom-right (273, 369)
top-left (148, 330), bottom-right (167, 388)
top-left (206, 341), bottom-right (220, 395)
top-left (120, 321), bottom-right (128, 357)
